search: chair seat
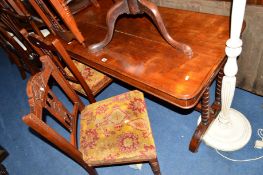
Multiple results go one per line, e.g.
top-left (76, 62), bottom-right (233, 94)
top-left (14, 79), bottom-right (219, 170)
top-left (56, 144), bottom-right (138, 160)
top-left (79, 90), bottom-right (157, 166)
top-left (64, 60), bottom-right (112, 95)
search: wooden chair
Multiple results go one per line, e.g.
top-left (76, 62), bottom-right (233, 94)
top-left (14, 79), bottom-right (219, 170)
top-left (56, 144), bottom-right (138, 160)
top-left (28, 0), bottom-right (88, 46)
top-left (0, 26), bottom-right (39, 79)
top-left (23, 55), bottom-right (161, 175)
top-left (0, 4), bottom-right (43, 78)
top-left (0, 1), bottom-right (44, 38)
top-left (22, 31), bottom-right (112, 103)
top-left (0, 146), bottom-right (9, 175)
top-left (0, 28), bottom-right (26, 79)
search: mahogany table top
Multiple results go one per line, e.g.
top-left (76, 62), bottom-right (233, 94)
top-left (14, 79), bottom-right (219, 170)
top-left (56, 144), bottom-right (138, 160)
top-left (63, 0), bottom-right (229, 108)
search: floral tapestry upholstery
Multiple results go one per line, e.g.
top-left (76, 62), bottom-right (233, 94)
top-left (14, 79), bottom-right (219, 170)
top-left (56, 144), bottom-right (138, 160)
top-left (64, 60), bottom-right (111, 95)
top-left (79, 90), bottom-right (157, 166)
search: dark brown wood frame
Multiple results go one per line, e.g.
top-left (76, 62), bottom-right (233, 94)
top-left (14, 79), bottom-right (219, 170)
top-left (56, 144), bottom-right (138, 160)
top-left (21, 30), bottom-right (112, 104)
top-left (0, 26), bottom-right (39, 78)
top-left (29, 0), bottom-right (85, 46)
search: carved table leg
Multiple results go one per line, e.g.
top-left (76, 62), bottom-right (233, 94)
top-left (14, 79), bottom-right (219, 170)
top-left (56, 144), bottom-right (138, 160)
top-left (189, 66), bottom-right (226, 152)
top-left (211, 67), bottom-right (223, 112)
top-left (88, 0), bottom-right (129, 52)
top-left (139, 0), bottom-right (192, 57)
top-left (189, 86), bottom-right (213, 152)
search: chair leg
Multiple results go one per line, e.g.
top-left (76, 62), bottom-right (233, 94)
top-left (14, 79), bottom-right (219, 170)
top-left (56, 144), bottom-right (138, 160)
top-left (85, 166), bottom-right (98, 175)
top-left (149, 158), bottom-right (161, 175)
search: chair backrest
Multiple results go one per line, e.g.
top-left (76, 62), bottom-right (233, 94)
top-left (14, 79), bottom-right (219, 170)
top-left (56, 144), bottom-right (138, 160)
top-left (3, 0), bottom-right (30, 16)
top-left (29, 0), bottom-right (85, 46)
top-left (23, 31), bottom-right (96, 103)
top-left (0, 1), bottom-right (43, 40)
top-left (0, 27), bottom-right (27, 79)
top-left (22, 55), bottom-right (88, 168)
top-left (0, 4), bottom-right (42, 71)
top-left (3, 0), bottom-right (44, 37)
top-left (0, 26), bottom-right (39, 75)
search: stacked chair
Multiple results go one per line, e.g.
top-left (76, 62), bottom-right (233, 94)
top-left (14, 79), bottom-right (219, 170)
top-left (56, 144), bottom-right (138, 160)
top-left (0, 26), bottom-right (38, 79)
top-left (0, 1), bottom-right (42, 79)
top-left (28, 0), bottom-right (99, 46)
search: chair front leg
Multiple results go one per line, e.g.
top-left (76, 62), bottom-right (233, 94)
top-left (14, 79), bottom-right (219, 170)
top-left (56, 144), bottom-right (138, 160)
top-left (149, 158), bottom-right (161, 175)
top-left (85, 166), bottom-right (98, 175)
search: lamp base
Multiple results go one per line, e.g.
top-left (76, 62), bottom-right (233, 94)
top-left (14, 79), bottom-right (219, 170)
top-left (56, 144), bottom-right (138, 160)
top-left (198, 108), bottom-right (252, 151)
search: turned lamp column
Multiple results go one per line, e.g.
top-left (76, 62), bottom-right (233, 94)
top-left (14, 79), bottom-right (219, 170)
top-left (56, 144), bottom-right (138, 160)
top-left (202, 0), bottom-right (252, 151)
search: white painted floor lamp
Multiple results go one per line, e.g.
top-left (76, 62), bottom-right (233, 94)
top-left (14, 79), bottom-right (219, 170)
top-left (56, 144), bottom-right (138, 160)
top-left (201, 0), bottom-right (252, 151)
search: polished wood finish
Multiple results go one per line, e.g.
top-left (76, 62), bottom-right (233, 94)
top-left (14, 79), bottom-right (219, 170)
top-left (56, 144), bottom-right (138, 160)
top-left (53, 0), bottom-right (230, 152)
top-left (48, 0), bottom-right (85, 46)
top-left (61, 0), bottom-right (229, 108)
top-left (23, 55), bottom-right (161, 175)
top-left (5, 0), bottom-right (44, 37)
top-left (89, 0), bottom-right (193, 57)
top-left (29, 0), bottom-right (85, 45)
top-left (189, 68), bottom-right (224, 152)
top-left (68, 0), bottom-right (100, 14)
top-left (0, 0), bottom-right (44, 36)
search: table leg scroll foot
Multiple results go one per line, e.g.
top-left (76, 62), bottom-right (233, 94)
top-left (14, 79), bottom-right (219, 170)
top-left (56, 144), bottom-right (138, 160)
top-left (139, 0), bottom-right (193, 57)
top-left (88, 0), bottom-right (128, 53)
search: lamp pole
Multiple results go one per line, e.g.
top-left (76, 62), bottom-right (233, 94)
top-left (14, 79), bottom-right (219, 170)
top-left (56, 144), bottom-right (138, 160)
top-left (201, 0), bottom-right (252, 151)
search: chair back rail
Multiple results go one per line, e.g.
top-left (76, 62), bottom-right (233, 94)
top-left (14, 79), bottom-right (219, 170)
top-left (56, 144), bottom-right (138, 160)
top-left (0, 26), bottom-right (39, 75)
top-left (29, 0), bottom-right (85, 45)
top-left (0, 6), bottom-right (42, 70)
top-left (5, 0), bottom-right (24, 15)
top-left (0, 1), bottom-right (43, 40)
top-left (49, 0), bottom-right (85, 46)
top-left (0, 30), bottom-right (27, 79)
top-left (24, 31), bottom-right (96, 103)
top-left (8, 0), bottom-right (44, 37)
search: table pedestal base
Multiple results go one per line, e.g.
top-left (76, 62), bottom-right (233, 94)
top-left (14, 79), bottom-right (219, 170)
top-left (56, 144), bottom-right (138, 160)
top-left (201, 108), bottom-right (252, 151)
top-left (88, 0), bottom-right (192, 57)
